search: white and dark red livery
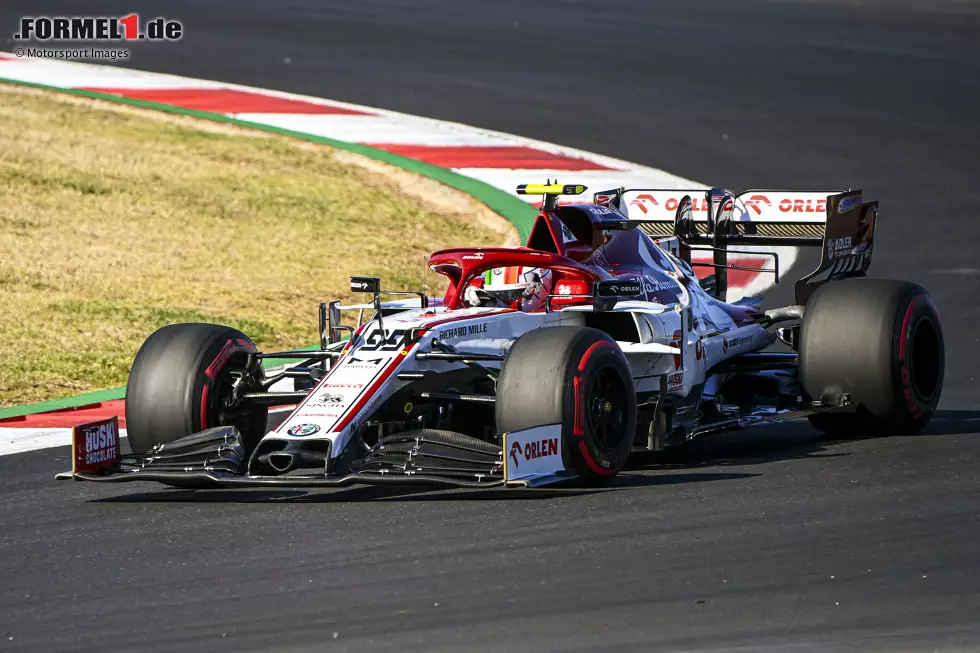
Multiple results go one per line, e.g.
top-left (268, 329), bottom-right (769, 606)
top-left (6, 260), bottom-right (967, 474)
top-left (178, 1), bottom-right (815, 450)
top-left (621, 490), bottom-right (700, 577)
top-left (61, 183), bottom-right (944, 490)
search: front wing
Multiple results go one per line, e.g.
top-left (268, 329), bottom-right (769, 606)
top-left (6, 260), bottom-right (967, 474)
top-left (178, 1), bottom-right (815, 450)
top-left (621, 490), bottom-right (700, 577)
top-left (58, 423), bottom-right (573, 490)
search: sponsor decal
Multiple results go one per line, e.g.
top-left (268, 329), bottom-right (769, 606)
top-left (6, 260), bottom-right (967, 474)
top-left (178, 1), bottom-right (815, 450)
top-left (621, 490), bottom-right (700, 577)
top-left (462, 252), bottom-right (485, 260)
top-left (630, 194), bottom-right (715, 215)
top-left (674, 197), bottom-right (710, 212)
top-left (287, 423), bottom-right (320, 437)
top-left (360, 327), bottom-right (406, 351)
top-left (596, 279), bottom-right (643, 297)
top-left (629, 193), bottom-right (659, 214)
top-left (504, 426), bottom-right (565, 481)
top-left (509, 442), bottom-right (522, 468)
top-left (309, 392), bottom-right (345, 406)
top-left (778, 198), bottom-right (827, 214)
top-left (627, 192), bottom-right (829, 217)
top-left (343, 357), bottom-right (382, 369)
top-left (560, 223), bottom-right (577, 244)
top-left (743, 194), bottom-right (772, 216)
top-left (509, 437), bottom-right (560, 469)
top-left (667, 372), bottom-right (684, 392)
top-left (586, 205), bottom-right (614, 216)
top-left (76, 419), bottom-right (118, 469)
top-left (722, 334), bottom-right (753, 353)
top-left (436, 322), bottom-right (488, 341)
top-left (826, 236), bottom-right (853, 260)
top-left (278, 342), bottom-right (397, 436)
top-left (350, 276), bottom-right (381, 293)
top-left (642, 274), bottom-right (679, 294)
top-left (553, 280), bottom-right (590, 303)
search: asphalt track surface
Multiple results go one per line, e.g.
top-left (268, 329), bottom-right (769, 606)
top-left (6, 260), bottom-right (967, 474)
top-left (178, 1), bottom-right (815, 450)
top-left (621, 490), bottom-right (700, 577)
top-left (2, 1), bottom-right (980, 651)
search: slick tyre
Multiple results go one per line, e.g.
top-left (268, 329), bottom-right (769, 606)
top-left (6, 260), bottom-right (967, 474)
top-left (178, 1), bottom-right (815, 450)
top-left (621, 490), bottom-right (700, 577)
top-left (496, 326), bottom-right (636, 482)
top-left (800, 279), bottom-right (944, 436)
top-left (126, 323), bottom-right (268, 454)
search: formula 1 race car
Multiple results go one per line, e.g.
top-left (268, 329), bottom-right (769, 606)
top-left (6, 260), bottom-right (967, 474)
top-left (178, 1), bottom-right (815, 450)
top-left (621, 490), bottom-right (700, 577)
top-left (60, 182), bottom-right (945, 489)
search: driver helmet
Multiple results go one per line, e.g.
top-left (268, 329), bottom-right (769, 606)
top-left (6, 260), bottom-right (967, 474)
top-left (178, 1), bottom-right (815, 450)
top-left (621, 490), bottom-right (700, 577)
top-left (482, 267), bottom-right (553, 310)
top-left (482, 266), bottom-right (532, 304)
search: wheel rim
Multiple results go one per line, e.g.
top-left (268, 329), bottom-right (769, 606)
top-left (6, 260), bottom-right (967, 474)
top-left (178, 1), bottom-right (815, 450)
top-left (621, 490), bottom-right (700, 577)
top-left (585, 364), bottom-right (630, 452)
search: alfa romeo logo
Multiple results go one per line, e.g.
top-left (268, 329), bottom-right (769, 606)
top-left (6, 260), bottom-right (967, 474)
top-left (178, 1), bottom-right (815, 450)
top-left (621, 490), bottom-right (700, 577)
top-left (287, 423), bottom-right (320, 437)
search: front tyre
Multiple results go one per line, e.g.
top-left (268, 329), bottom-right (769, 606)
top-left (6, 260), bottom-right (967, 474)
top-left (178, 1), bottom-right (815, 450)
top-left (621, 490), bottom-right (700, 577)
top-left (800, 279), bottom-right (944, 435)
top-left (126, 323), bottom-right (268, 454)
top-left (496, 326), bottom-right (636, 482)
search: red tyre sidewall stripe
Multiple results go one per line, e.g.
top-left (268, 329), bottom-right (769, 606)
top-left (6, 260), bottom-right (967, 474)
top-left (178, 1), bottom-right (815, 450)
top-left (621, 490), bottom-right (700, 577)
top-left (898, 296), bottom-right (922, 361)
top-left (573, 341), bottom-right (613, 437)
top-left (204, 339), bottom-right (235, 380)
top-left (577, 340), bottom-right (614, 373)
top-left (578, 440), bottom-right (616, 476)
top-left (572, 339), bottom-right (618, 475)
top-left (199, 385), bottom-right (210, 429)
top-left (897, 295), bottom-right (927, 420)
top-left (572, 375), bottom-right (584, 437)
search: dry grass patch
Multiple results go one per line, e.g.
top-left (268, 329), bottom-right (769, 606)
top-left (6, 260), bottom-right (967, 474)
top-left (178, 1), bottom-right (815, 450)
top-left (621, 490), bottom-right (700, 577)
top-left (0, 84), bottom-right (514, 406)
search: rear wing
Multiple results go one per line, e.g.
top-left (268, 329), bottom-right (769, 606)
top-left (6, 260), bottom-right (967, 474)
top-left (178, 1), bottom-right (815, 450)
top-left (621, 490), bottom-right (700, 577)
top-left (593, 187), bottom-right (878, 303)
top-left (596, 188), bottom-right (842, 244)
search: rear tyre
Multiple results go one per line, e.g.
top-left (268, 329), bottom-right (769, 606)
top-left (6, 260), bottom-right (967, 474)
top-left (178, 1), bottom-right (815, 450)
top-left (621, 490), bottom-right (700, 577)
top-left (126, 323), bottom-right (268, 454)
top-left (799, 279), bottom-right (944, 436)
top-left (496, 326), bottom-right (636, 482)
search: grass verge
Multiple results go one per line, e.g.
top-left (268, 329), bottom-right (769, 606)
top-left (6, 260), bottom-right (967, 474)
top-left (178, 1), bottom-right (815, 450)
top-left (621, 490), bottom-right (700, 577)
top-left (0, 84), bottom-right (514, 407)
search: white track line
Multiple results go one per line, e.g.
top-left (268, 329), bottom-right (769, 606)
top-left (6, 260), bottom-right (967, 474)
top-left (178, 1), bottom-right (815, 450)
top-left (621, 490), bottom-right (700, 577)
top-left (0, 408), bottom-right (294, 457)
top-left (0, 428), bottom-right (127, 457)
